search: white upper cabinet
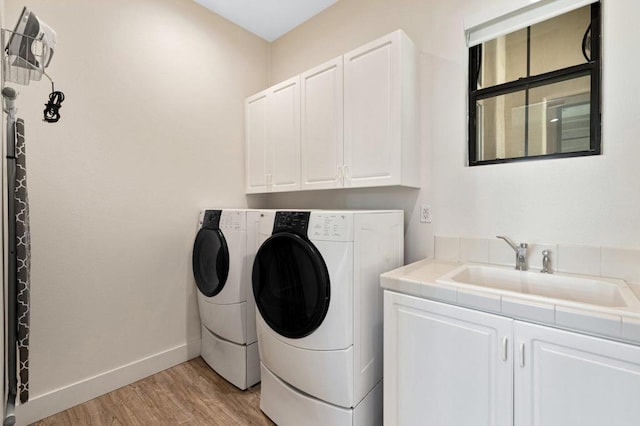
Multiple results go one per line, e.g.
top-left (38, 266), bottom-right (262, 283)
top-left (268, 77), bottom-right (301, 192)
top-left (245, 76), bottom-right (300, 194)
top-left (246, 29), bottom-right (419, 194)
top-left (300, 57), bottom-right (344, 190)
top-left (344, 30), bottom-right (419, 188)
top-left (245, 92), bottom-right (269, 193)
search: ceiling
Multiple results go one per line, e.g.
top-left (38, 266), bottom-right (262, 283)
top-left (193, 0), bottom-right (339, 42)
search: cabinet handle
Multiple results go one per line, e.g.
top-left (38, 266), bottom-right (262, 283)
top-left (337, 165), bottom-right (344, 186)
top-left (502, 336), bottom-right (508, 361)
top-left (343, 165), bottom-right (350, 185)
top-left (519, 342), bottom-right (525, 367)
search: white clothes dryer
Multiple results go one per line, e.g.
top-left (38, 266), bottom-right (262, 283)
top-left (192, 208), bottom-right (273, 389)
top-left (252, 210), bottom-right (404, 426)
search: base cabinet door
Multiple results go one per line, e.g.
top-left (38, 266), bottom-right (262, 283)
top-left (383, 291), bottom-right (513, 426)
top-left (514, 321), bottom-right (640, 426)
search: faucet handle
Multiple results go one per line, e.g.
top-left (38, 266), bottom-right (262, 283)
top-left (541, 250), bottom-right (552, 273)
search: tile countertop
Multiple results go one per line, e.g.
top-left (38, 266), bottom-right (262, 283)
top-left (380, 259), bottom-right (640, 346)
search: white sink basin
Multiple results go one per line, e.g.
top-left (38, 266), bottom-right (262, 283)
top-left (437, 264), bottom-right (640, 309)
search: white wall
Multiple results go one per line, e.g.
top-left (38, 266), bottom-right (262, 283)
top-left (6, 0), bottom-right (640, 422)
top-left (4, 0), bottom-right (268, 422)
top-left (265, 0), bottom-right (640, 262)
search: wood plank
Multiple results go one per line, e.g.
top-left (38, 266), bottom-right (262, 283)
top-left (31, 357), bottom-right (275, 425)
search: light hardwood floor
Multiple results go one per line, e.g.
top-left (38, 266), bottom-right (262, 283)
top-left (31, 357), bottom-right (275, 425)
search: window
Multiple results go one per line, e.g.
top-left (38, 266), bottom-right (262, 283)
top-left (468, 2), bottom-right (601, 165)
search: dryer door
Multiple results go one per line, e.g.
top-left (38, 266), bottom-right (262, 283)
top-left (192, 227), bottom-right (230, 297)
top-left (252, 232), bottom-right (330, 339)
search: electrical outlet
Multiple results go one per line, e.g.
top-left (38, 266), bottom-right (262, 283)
top-left (420, 205), bottom-right (432, 223)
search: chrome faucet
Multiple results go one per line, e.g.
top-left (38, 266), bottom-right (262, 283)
top-left (496, 236), bottom-right (528, 271)
top-left (541, 250), bottom-right (552, 274)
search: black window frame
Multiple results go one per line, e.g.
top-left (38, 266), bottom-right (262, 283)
top-left (468, 2), bottom-right (601, 166)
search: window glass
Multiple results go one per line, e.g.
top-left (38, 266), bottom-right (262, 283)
top-left (476, 91), bottom-right (527, 161)
top-left (530, 7), bottom-right (591, 76)
top-left (528, 76), bottom-right (591, 156)
top-left (479, 28), bottom-right (527, 88)
top-left (469, 3), bottom-right (600, 165)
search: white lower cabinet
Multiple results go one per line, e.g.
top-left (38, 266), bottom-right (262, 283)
top-left (514, 321), bottom-right (640, 426)
top-left (384, 291), bottom-right (513, 426)
top-left (384, 291), bottom-right (640, 426)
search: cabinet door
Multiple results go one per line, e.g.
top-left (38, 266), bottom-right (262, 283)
top-left (300, 57), bottom-right (344, 190)
top-left (514, 321), bottom-right (640, 426)
top-left (344, 31), bottom-right (404, 188)
top-left (268, 76), bottom-right (300, 192)
top-left (245, 91), bottom-right (269, 193)
top-left (384, 291), bottom-right (513, 426)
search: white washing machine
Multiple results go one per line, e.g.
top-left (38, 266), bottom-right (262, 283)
top-left (252, 210), bottom-right (404, 425)
top-left (192, 208), bottom-right (274, 389)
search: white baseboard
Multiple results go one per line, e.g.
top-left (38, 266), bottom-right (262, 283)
top-left (15, 339), bottom-right (201, 426)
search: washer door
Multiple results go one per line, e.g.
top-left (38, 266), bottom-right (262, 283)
top-left (252, 233), bottom-right (330, 339)
top-left (192, 228), bottom-right (230, 297)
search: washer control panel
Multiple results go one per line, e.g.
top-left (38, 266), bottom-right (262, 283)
top-left (219, 210), bottom-right (243, 231)
top-left (308, 213), bottom-right (352, 242)
top-left (273, 211), bottom-right (310, 236)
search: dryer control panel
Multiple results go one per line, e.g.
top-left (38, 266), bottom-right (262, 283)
top-left (202, 210), bottom-right (222, 230)
top-left (273, 211), bottom-right (310, 236)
